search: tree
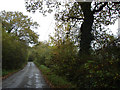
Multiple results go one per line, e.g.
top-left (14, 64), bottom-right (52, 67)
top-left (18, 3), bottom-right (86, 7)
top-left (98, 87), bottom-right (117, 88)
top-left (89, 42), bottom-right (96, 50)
top-left (1, 11), bottom-right (39, 44)
top-left (25, 1), bottom-right (120, 55)
top-left (2, 30), bottom-right (28, 70)
top-left (57, 1), bottom-right (120, 55)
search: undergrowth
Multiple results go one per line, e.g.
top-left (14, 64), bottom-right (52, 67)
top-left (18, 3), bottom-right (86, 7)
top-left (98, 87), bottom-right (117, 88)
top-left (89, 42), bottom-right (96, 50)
top-left (35, 62), bottom-right (76, 88)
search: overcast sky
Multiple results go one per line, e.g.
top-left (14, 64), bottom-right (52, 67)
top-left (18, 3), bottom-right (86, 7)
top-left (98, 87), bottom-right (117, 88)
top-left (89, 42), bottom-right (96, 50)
top-left (0, 0), bottom-right (119, 42)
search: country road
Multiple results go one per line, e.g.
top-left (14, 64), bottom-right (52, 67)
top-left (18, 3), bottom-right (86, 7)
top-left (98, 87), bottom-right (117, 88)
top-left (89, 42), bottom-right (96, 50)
top-left (2, 62), bottom-right (49, 88)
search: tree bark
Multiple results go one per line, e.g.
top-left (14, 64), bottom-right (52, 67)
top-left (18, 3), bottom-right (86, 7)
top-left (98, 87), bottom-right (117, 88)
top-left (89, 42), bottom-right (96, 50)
top-left (78, 2), bottom-right (94, 56)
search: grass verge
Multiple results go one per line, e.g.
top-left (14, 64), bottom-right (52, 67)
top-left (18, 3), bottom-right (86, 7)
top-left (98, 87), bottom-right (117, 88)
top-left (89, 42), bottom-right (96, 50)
top-left (2, 63), bottom-right (27, 80)
top-left (34, 62), bottom-right (76, 88)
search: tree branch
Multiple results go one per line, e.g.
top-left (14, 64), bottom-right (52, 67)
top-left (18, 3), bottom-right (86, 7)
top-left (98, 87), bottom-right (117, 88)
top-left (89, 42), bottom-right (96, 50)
top-left (113, 2), bottom-right (120, 4)
top-left (67, 16), bottom-right (83, 21)
top-left (61, 16), bottom-right (83, 22)
top-left (94, 2), bottom-right (103, 11)
top-left (93, 2), bottom-right (108, 14)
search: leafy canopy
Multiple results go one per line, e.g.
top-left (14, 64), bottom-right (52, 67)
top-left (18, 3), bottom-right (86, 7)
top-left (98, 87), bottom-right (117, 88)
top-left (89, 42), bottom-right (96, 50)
top-left (1, 10), bottom-right (39, 44)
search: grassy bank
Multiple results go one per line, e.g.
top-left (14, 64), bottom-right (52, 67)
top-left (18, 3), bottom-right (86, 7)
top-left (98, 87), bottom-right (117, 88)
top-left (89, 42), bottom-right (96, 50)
top-left (34, 62), bottom-right (76, 88)
top-left (2, 63), bottom-right (27, 79)
top-left (2, 69), bottom-right (17, 76)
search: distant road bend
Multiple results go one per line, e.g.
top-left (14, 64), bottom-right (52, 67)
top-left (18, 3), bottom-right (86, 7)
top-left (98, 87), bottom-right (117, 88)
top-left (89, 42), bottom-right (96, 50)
top-left (2, 62), bottom-right (49, 88)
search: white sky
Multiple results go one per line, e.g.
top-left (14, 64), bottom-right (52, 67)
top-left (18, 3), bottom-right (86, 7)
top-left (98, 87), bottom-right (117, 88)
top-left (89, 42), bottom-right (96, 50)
top-left (0, 0), bottom-right (119, 42)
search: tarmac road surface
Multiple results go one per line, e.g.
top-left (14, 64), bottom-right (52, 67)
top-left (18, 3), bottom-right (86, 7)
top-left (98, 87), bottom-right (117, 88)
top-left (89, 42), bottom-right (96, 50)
top-left (2, 62), bottom-right (49, 88)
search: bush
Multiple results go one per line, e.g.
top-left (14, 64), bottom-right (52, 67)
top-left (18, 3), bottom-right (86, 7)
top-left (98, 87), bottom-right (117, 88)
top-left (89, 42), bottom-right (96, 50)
top-left (2, 31), bottom-right (28, 71)
top-left (35, 63), bottom-right (76, 88)
top-left (74, 46), bottom-right (120, 88)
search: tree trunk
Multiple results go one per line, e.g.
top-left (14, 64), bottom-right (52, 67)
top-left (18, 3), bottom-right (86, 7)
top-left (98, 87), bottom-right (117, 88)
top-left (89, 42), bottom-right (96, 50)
top-left (78, 2), bottom-right (94, 56)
